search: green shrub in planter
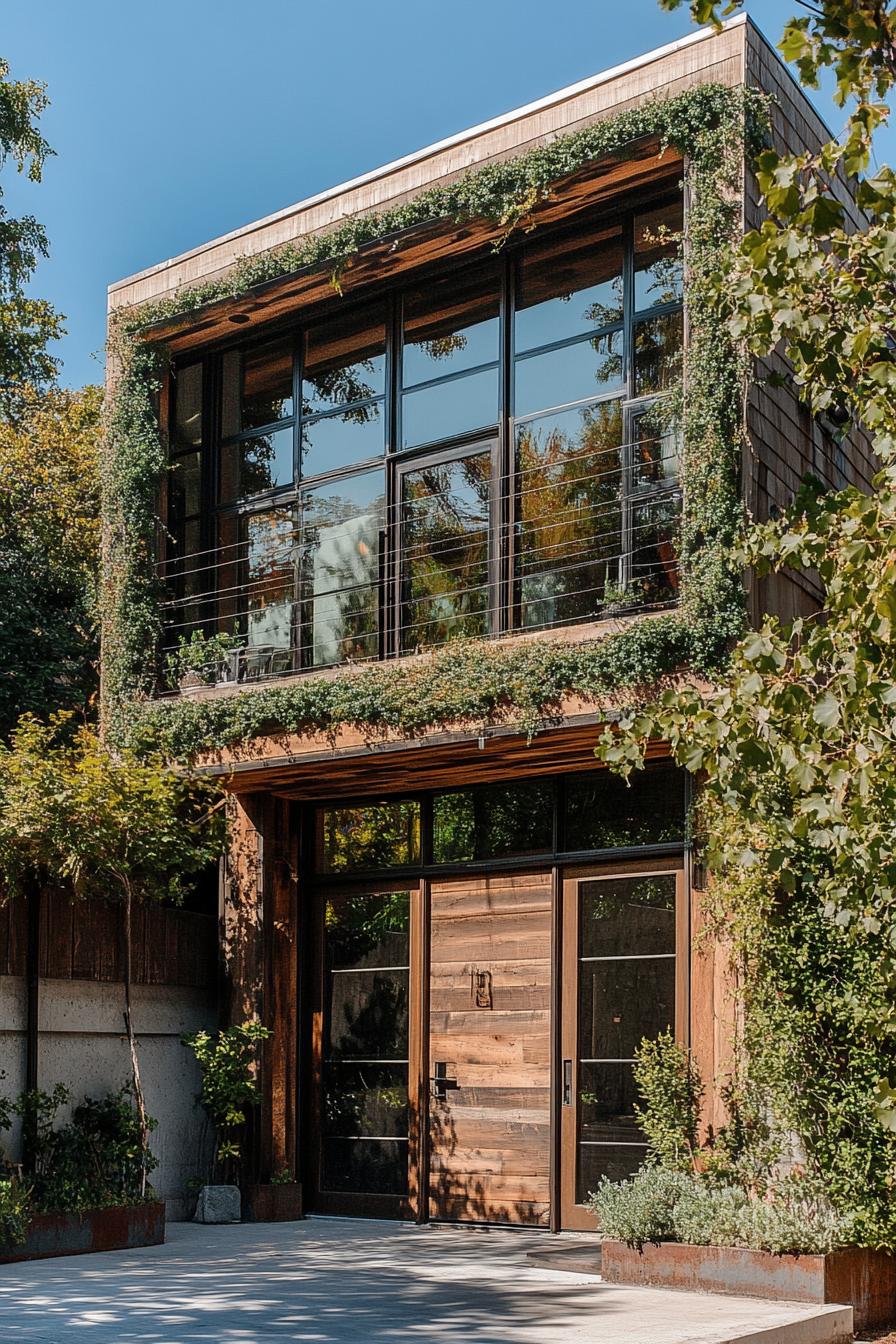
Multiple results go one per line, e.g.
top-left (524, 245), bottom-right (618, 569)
top-left (163, 630), bottom-right (241, 689)
top-left (670, 1180), bottom-right (749, 1247)
top-left (589, 1166), bottom-right (692, 1248)
top-left (589, 1167), bottom-right (847, 1254)
top-left (735, 1190), bottom-right (846, 1256)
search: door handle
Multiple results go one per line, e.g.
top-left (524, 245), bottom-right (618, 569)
top-left (430, 1061), bottom-right (459, 1101)
top-left (562, 1059), bottom-right (573, 1107)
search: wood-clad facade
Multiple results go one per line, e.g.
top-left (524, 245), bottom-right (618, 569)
top-left (105, 18), bottom-right (869, 1229)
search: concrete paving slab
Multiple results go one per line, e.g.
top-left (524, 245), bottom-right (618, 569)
top-left (0, 1217), bottom-right (853, 1344)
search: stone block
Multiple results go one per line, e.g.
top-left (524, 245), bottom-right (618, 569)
top-left (193, 1184), bottom-right (241, 1224)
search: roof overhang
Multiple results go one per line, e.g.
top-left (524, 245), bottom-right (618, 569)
top-left (134, 137), bottom-right (683, 354)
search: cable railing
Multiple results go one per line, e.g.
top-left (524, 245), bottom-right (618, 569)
top-left (158, 449), bottom-right (681, 694)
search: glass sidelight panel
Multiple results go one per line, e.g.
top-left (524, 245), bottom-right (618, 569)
top-left (574, 872), bottom-right (678, 1204)
top-left (320, 890), bottom-right (411, 1198)
top-left (400, 448), bottom-right (493, 651)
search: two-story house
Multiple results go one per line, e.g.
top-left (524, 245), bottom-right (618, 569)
top-left (103, 15), bottom-right (873, 1229)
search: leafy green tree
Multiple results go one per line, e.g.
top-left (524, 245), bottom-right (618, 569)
top-left (0, 715), bottom-right (225, 1190)
top-left (0, 57), bottom-right (63, 413)
top-left (597, 0), bottom-right (896, 1243)
top-left (0, 384), bottom-right (102, 732)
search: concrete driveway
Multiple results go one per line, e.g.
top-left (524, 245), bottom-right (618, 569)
top-left (0, 1218), bottom-right (852, 1344)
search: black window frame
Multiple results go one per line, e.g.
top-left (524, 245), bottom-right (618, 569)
top-left (162, 190), bottom-right (684, 674)
top-left (306, 763), bottom-right (690, 884)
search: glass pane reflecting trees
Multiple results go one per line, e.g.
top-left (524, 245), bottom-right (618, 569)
top-left (400, 450), bottom-right (492, 650)
top-left (514, 401), bottom-right (624, 628)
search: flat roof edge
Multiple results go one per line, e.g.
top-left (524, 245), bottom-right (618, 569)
top-left (109, 14), bottom-right (747, 296)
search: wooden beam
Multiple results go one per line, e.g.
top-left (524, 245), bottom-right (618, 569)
top-left (136, 142), bottom-right (682, 355)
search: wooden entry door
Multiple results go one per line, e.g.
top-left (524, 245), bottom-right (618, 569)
top-left (428, 871), bottom-right (552, 1225)
top-left (559, 859), bottom-right (686, 1229)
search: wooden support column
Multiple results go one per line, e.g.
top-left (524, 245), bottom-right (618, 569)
top-left (261, 796), bottom-right (298, 1185)
top-left (222, 792), bottom-right (266, 1183)
top-left (689, 873), bottom-right (737, 1140)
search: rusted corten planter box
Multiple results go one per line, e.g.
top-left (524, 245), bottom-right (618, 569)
top-left (0, 1201), bottom-right (165, 1264)
top-left (601, 1240), bottom-right (896, 1332)
top-left (241, 1182), bottom-right (303, 1223)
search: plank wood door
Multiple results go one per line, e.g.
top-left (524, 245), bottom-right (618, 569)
top-left (428, 871), bottom-right (552, 1225)
top-left (559, 859), bottom-right (686, 1229)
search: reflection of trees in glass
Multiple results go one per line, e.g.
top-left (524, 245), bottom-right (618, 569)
top-left (401, 453), bottom-right (491, 649)
top-left (583, 274), bottom-right (625, 331)
top-left (302, 361), bottom-right (379, 420)
top-left (243, 508), bottom-right (295, 647)
top-left (515, 400), bottom-right (623, 626)
top-left (433, 780), bottom-right (553, 862)
top-left (417, 332), bottom-right (469, 362)
top-left (321, 803), bottom-right (420, 873)
top-left (300, 478), bottom-right (385, 665)
top-left (635, 250), bottom-right (683, 311)
top-left (633, 405), bottom-right (681, 488)
top-left (565, 766), bottom-right (685, 851)
top-left (239, 431), bottom-right (284, 497)
top-left (631, 493), bottom-right (680, 603)
top-left (635, 310), bottom-right (683, 395)
top-left (581, 876), bottom-right (675, 937)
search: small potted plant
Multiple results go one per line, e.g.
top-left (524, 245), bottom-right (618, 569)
top-left (241, 1166), bottom-right (303, 1223)
top-left (182, 1021), bottom-right (272, 1224)
top-left (164, 630), bottom-right (242, 692)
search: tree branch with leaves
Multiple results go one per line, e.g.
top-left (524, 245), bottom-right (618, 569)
top-left (597, 0), bottom-right (896, 1245)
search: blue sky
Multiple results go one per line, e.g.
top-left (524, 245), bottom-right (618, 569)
top-left (3, 0), bottom-right (893, 390)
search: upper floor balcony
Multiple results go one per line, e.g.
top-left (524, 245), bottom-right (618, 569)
top-left (158, 197), bottom-right (683, 693)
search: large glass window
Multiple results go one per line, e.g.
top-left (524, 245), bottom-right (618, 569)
top-left (633, 205), bottom-right (684, 396)
top-left (301, 304), bottom-right (386, 477)
top-left (220, 339), bottom-right (296, 501)
top-left (514, 225), bottom-right (625, 417)
top-left (165, 362), bottom-right (207, 645)
top-left (314, 768), bottom-right (686, 874)
top-left (432, 780), bottom-right (553, 863)
top-left (319, 800), bottom-right (421, 873)
top-left (168, 196), bottom-right (685, 679)
top-left (564, 765), bottom-right (686, 851)
top-left (514, 401), bottom-right (624, 628)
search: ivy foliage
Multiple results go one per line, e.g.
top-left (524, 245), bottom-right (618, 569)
top-left (105, 83), bottom-right (763, 753)
top-left (597, 0), bottom-right (896, 1247)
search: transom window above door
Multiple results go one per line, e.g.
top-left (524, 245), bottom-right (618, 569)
top-left (161, 196), bottom-right (684, 684)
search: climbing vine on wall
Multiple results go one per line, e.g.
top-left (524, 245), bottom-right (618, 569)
top-left (103, 82), bottom-right (767, 756)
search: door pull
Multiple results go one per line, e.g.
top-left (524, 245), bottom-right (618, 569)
top-left (562, 1059), bottom-right (573, 1107)
top-left (430, 1061), bottom-right (459, 1101)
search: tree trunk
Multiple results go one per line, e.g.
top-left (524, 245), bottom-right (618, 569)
top-left (122, 881), bottom-right (150, 1197)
